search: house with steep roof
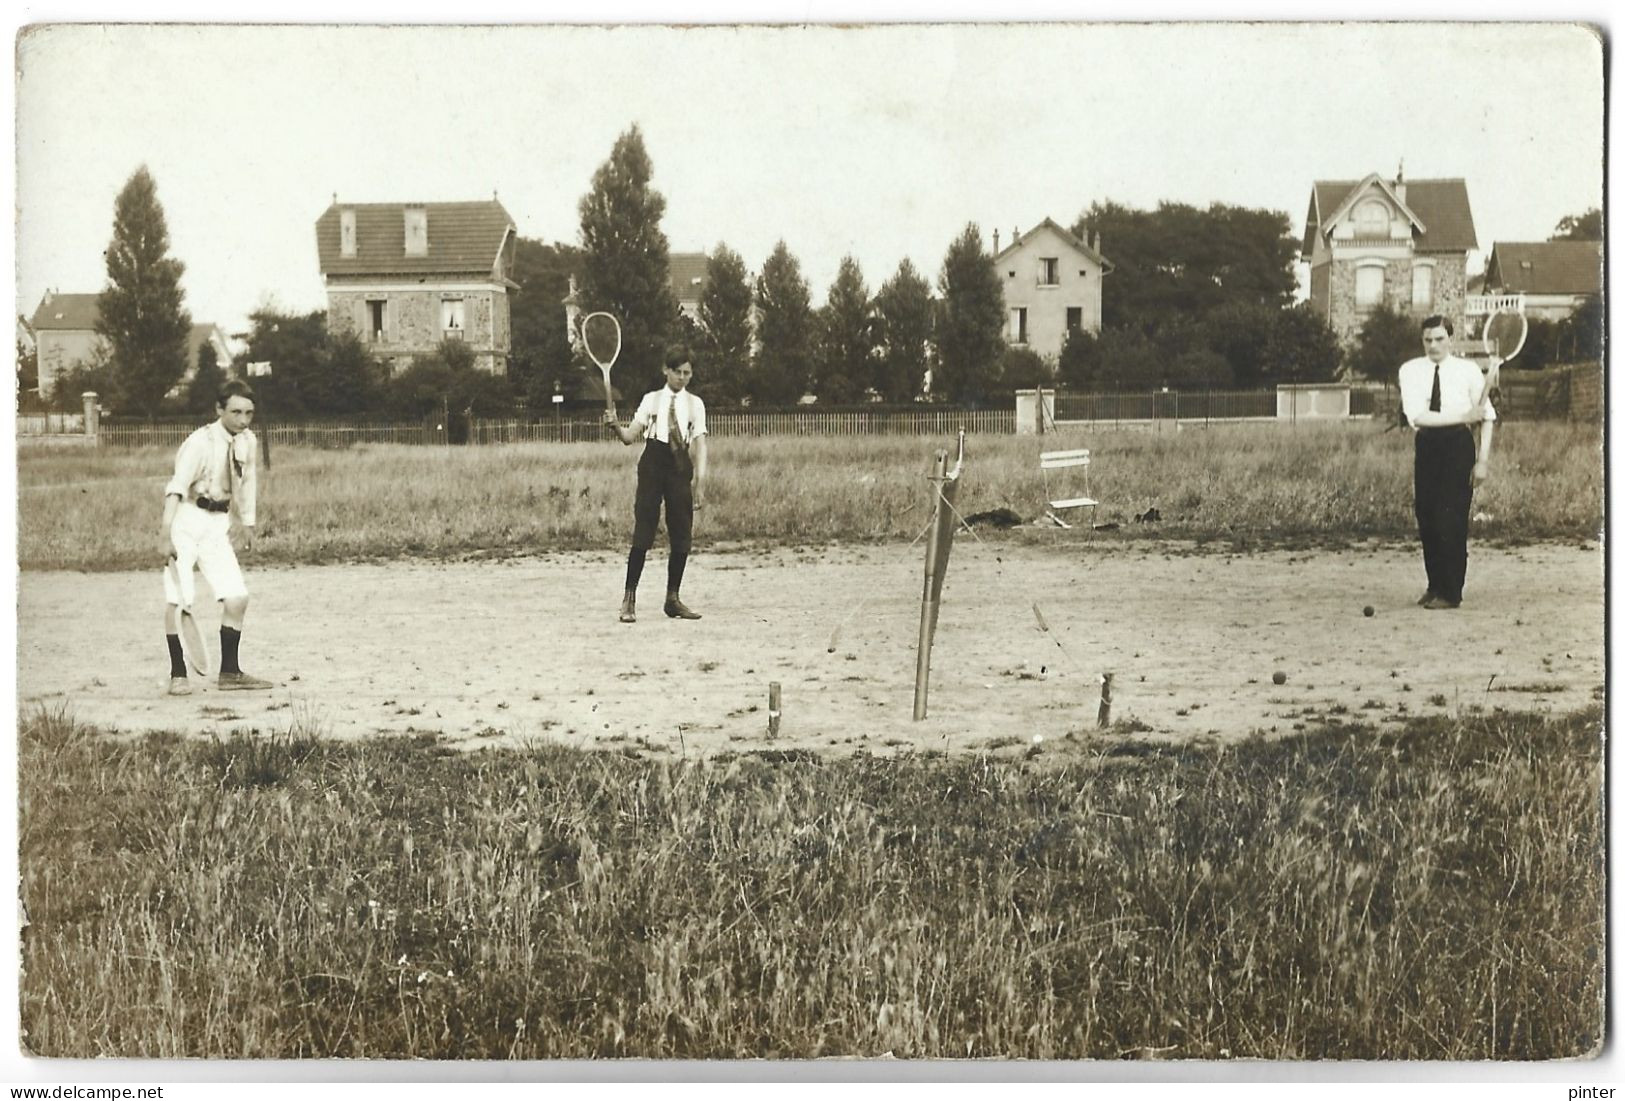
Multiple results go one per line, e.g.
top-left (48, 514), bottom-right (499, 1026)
top-left (28, 291), bottom-right (102, 398)
top-left (1302, 171), bottom-right (1477, 346)
top-left (991, 218), bottom-right (1113, 362)
top-left (28, 290), bottom-right (234, 399)
top-left (1483, 240), bottom-right (1602, 320)
top-left (669, 253), bottom-right (710, 321)
top-left (314, 197), bottom-right (518, 374)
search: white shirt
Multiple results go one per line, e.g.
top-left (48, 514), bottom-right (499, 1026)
top-left (1398, 354), bottom-right (1497, 427)
top-left (633, 386), bottom-right (707, 444)
top-left (164, 421), bottom-right (258, 525)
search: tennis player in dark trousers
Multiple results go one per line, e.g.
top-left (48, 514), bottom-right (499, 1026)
top-left (603, 344), bottom-right (708, 623)
top-left (1397, 315), bottom-right (1496, 610)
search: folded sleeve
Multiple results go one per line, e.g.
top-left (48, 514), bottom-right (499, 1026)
top-left (163, 429), bottom-right (207, 499)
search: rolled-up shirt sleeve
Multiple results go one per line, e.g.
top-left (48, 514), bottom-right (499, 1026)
top-left (163, 429), bottom-right (208, 499)
top-left (689, 394), bottom-right (708, 439)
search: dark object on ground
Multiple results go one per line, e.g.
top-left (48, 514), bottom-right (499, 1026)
top-left (1092, 522), bottom-right (1121, 532)
top-left (1364, 605), bottom-right (1375, 617)
top-left (1135, 507), bottom-right (1162, 523)
top-left (965, 507), bottom-right (1024, 529)
top-left (1272, 671), bottom-right (1288, 685)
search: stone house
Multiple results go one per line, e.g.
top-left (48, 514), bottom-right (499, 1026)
top-left (991, 218), bottom-right (1113, 362)
top-left (314, 198), bottom-right (518, 375)
top-left (1302, 172), bottom-right (1477, 346)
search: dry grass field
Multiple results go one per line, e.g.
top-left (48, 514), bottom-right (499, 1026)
top-left (15, 421), bottom-right (1607, 1060)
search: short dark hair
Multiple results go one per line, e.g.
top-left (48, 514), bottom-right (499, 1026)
top-left (1420, 314), bottom-right (1452, 336)
top-left (663, 343), bottom-right (694, 371)
top-left (217, 379), bottom-right (257, 408)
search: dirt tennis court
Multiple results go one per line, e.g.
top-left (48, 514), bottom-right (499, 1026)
top-left (16, 540), bottom-right (1605, 754)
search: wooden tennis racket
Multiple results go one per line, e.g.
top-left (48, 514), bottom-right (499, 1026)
top-left (580, 311), bottom-right (622, 416)
top-left (1480, 308), bottom-right (1528, 409)
top-left (168, 559), bottom-right (212, 676)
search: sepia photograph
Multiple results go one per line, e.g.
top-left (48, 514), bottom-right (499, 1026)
top-left (9, 15), bottom-right (1607, 1072)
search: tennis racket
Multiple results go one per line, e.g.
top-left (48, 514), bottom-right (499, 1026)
top-left (168, 560), bottom-right (212, 676)
top-left (580, 312), bottom-right (622, 416)
top-left (1480, 308), bottom-right (1528, 409)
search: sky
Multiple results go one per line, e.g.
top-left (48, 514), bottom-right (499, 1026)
top-left (12, 19), bottom-right (1608, 337)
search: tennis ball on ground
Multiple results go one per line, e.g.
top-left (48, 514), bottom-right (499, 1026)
top-left (1272, 671), bottom-right (1287, 685)
top-left (1363, 605), bottom-right (1375, 617)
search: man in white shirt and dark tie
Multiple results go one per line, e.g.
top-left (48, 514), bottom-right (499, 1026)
top-left (603, 343), bottom-right (709, 623)
top-left (1397, 315), bottom-right (1496, 610)
top-left (160, 379), bottom-right (275, 693)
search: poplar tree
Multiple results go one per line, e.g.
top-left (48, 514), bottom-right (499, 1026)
top-left (97, 166), bottom-right (192, 415)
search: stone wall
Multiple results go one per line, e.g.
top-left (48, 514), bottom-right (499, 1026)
top-left (1326, 253), bottom-right (1468, 347)
top-left (327, 285), bottom-right (511, 374)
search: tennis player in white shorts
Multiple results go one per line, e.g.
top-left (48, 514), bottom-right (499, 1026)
top-left (160, 379), bottom-right (273, 695)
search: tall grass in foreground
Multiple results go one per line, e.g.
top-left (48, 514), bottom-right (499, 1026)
top-left (18, 421), bottom-right (1602, 570)
top-left (20, 706), bottom-right (1602, 1059)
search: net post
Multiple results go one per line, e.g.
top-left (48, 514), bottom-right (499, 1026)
top-left (913, 450), bottom-right (950, 720)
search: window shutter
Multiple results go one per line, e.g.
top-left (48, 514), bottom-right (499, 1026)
top-left (352, 298), bottom-right (366, 338)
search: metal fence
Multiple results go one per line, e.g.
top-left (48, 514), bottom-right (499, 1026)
top-left (469, 407), bottom-right (1015, 444)
top-left (72, 390), bottom-right (1389, 449)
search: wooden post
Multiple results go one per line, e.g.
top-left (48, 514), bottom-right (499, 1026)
top-left (913, 447), bottom-right (963, 721)
top-left (767, 682), bottom-right (781, 739)
top-left (1097, 672), bottom-right (1114, 728)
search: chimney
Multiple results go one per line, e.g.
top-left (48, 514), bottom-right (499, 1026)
top-left (1013, 225), bottom-right (1020, 242)
top-left (993, 228), bottom-right (1000, 254)
top-left (1395, 160), bottom-right (1406, 204)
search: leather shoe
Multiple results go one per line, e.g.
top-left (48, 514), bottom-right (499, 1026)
top-left (167, 676), bottom-right (192, 697)
top-left (619, 592), bottom-right (637, 623)
top-left (664, 595), bottom-right (701, 620)
top-left (1417, 590), bottom-right (1437, 606)
top-left (1421, 595), bottom-right (1460, 610)
top-left (218, 671), bottom-right (274, 691)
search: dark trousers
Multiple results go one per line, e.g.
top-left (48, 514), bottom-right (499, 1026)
top-left (626, 441), bottom-right (693, 594)
top-left (1414, 426), bottom-right (1475, 603)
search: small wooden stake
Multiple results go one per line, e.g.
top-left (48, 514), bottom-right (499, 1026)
top-left (767, 682), bottom-right (782, 739)
top-left (1097, 672), bottom-right (1114, 728)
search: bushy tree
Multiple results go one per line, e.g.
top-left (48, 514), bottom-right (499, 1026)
top-left (509, 236), bottom-right (584, 410)
top-left (697, 244), bottom-right (753, 406)
top-left (16, 334), bottom-right (39, 407)
top-left (577, 125), bottom-right (677, 397)
top-left (1072, 199), bottom-right (1298, 336)
top-left (48, 354), bottom-right (115, 414)
top-left (1258, 304), bottom-right (1343, 385)
top-left (185, 340), bottom-right (227, 415)
top-left (385, 338), bottom-right (513, 423)
top-left (97, 166), bottom-right (192, 416)
top-left (873, 258), bottom-right (933, 403)
top-left (814, 256), bottom-right (874, 403)
top-left (241, 309), bottom-right (383, 417)
top-left (1561, 294), bottom-right (1603, 362)
top-left (935, 223), bottom-right (1005, 404)
top-left (1347, 306), bottom-right (1420, 384)
top-left (1057, 326), bottom-right (1161, 391)
top-left (1551, 208), bottom-right (1602, 241)
top-left (752, 241), bottom-right (814, 405)
top-left (999, 346), bottom-right (1051, 391)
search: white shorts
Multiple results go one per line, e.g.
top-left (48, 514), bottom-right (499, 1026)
top-left (163, 501), bottom-right (248, 608)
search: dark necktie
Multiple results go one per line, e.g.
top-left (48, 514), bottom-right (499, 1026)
top-left (1428, 363), bottom-right (1442, 413)
top-left (668, 393), bottom-right (686, 450)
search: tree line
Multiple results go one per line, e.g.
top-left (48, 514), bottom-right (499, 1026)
top-left (35, 144), bottom-right (1602, 420)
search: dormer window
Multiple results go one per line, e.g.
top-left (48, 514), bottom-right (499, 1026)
top-left (405, 208), bottom-right (428, 256)
top-left (340, 209), bottom-right (356, 258)
top-left (1354, 199), bottom-right (1389, 237)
